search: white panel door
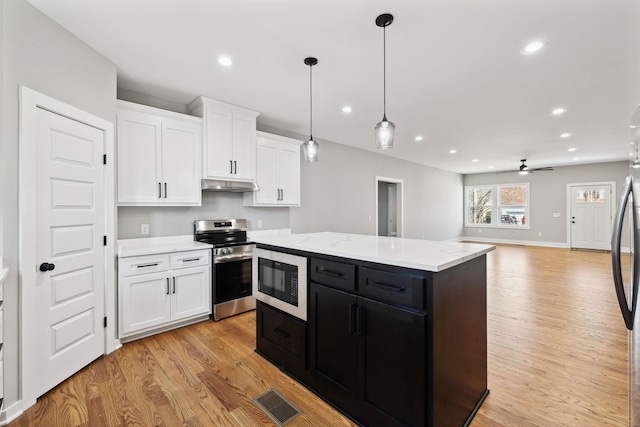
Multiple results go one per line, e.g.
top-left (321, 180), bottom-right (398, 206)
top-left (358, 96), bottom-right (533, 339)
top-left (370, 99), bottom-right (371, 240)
top-left (204, 107), bottom-right (233, 178)
top-left (279, 143), bottom-right (301, 205)
top-left (116, 110), bottom-right (162, 203)
top-left (162, 118), bottom-right (201, 204)
top-left (171, 266), bottom-right (210, 321)
top-left (36, 108), bottom-right (105, 397)
top-left (570, 185), bottom-right (612, 250)
top-left (255, 139), bottom-right (279, 204)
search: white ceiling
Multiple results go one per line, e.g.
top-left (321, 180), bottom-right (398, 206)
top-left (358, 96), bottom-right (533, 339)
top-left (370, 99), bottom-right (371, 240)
top-left (26, 0), bottom-right (640, 174)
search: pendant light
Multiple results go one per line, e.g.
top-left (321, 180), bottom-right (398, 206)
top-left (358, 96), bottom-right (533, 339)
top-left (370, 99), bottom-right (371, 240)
top-left (375, 13), bottom-right (395, 150)
top-left (302, 57), bottom-right (319, 162)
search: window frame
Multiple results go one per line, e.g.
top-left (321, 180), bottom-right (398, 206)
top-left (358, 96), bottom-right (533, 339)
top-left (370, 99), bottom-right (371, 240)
top-left (465, 183), bottom-right (530, 229)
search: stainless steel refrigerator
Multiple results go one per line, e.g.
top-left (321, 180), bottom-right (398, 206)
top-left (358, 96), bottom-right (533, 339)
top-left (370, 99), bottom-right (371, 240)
top-left (612, 105), bottom-right (640, 426)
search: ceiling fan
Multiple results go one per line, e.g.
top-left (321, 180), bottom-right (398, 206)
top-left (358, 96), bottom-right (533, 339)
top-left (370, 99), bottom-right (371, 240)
top-left (497, 159), bottom-right (554, 174)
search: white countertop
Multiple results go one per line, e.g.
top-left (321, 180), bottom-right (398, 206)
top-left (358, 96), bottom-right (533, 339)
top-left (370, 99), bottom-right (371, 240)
top-left (117, 235), bottom-right (213, 257)
top-left (251, 232), bottom-right (495, 272)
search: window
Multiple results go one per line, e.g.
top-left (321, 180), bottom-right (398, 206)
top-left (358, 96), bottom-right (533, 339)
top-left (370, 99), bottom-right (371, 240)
top-left (467, 187), bottom-right (492, 225)
top-left (465, 183), bottom-right (529, 228)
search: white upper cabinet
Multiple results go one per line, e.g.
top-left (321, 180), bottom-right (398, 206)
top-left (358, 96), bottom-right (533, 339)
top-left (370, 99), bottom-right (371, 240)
top-left (117, 100), bottom-right (202, 206)
top-left (189, 96), bottom-right (260, 182)
top-left (244, 132), bottom-right (301, 207)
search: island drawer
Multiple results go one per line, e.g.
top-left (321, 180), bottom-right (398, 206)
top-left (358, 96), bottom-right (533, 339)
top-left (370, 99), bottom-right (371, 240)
top-left (309, 258), bottom-right (356, 291)
top-left (256, 302), bottom-right (306, 368)
top-left (358, 267), bottom-right (426, 310)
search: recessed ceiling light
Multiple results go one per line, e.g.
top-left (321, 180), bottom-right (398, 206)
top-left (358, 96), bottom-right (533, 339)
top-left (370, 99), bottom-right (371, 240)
top-left (568, 148), bottom-right (577, 152)
top-left (472, 159), bottom-right (479, 163)
top-left (520, 40), bottom-right (545, 55)
top-left (342, 106), bottom-right (352, 113)
top-left (560, 133), bottom-right (572, 138)
top-left (631, 142), bottom-right (635, 145)
top-left (632, 125), bottom-right (638, 129)
top-left (488, 165), bottom-right (494, 169)
top-left (572, 157), bottom-right (580, 161)
top-left (552, 108), bottom-right (566, 115)
top-left (414, 135), bottom-right (423, 142)
top-left (218, 56), bottom-right (233, 66)
top-left (449, 149), bottom-right (457, 154)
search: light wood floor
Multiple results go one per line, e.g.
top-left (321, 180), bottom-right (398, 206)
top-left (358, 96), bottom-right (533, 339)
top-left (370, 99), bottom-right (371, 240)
top-left (8, 245), bottom-right (629, 426)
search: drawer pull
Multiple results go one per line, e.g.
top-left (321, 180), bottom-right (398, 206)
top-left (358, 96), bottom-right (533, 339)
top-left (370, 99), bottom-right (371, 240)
top-left (137, 263), bottom-right (159, 268)
top-left (180, 258), bottom-right (200, 263)
top-left (369, 280), bottom-right (406, 293)
top-left (272, 327), bottom-right (289, 339)
top-left (318, 268), bottom-right (344, 278)
top-left (166, 278), bottom-right (170, 295)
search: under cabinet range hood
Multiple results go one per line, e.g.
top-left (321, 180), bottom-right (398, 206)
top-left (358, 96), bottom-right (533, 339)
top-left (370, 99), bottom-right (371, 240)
top-left (201, 179), bottom-right (259, 192)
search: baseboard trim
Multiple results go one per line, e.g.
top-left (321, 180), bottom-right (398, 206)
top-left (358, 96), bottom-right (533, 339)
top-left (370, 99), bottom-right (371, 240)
top-left (462, 236), bottom-right (569, 248)
top-left (1, 400), bottom-right (24, 426)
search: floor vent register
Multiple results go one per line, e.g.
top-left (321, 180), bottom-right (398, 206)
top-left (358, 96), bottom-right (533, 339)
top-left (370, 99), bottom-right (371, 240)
top-left (254, 389), bottom-right (302, 426)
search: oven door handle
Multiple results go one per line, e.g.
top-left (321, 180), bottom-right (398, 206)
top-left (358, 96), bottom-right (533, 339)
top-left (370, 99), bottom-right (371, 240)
top-left (214, 254), bottom-right (254, 264)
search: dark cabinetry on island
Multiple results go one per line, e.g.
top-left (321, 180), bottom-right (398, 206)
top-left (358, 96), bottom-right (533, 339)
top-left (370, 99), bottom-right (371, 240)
top-left (255, 245), bottom-right (489, 427)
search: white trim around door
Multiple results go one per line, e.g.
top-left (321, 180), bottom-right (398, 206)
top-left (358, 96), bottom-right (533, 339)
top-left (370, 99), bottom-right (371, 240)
top-left (566, 181), bottom-right (616, 250)
top-left (18, 86), bottom-right (118, 412)
top-left (375, 176), bottom-right (404, 238)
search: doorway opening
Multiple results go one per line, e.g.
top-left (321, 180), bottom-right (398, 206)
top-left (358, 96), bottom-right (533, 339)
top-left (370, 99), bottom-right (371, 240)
top-left (376, 176), bottom-right (403, 237)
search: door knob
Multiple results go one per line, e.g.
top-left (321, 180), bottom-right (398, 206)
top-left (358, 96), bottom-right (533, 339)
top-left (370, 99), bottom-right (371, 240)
top-left (39, 262), bottom-right (55, 272)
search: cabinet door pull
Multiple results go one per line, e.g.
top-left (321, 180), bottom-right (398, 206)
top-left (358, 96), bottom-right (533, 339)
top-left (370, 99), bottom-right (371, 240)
top-left (230, 160), bottom-right (233, 174)
top-left (136, 263), bottom-right (158, 268)
top-left (349, 304), bottom-right (357, 333)
top-left (318, 268), bottom-right (344, 278)
top-left (158, 182), bottom-right (162, 198)
top-left (273, 327), bottom-right (289, 339)
top-left (172, 277), bottom-right (176, 294)
top-left (180, 257), bottom-right (200, 263)
top-left (234, 160), bottom-right (237, 174)
top-left (166, 278), bottom-right (170, 295)
top-left (164, 183), bottom-right (167, 198)
top-left (369, 280), bottom-right (406, 293)
top-left (356, 306), bottom-right (366, 336)
top-left (280, 188), bottom-right (284, 200)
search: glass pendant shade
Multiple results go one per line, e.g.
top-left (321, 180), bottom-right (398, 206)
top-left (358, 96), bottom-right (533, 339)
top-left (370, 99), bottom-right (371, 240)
top-left (375, 115), bottom-right (395, 149)
top-left (303, 138), bottom-right (319, 162)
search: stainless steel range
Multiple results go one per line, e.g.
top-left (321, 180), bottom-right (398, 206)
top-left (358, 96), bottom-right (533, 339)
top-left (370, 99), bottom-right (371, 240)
top-left (194, 219), bottom-right (255, 320)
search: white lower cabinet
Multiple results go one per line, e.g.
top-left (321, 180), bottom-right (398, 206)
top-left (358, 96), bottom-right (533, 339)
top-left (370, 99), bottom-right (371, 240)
top-left (118, 249), bottom-right (211, 341)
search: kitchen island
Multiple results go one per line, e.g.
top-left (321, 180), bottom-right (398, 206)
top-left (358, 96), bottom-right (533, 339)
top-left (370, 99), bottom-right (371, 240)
top-left (251, 232), bottom-right (494, 427)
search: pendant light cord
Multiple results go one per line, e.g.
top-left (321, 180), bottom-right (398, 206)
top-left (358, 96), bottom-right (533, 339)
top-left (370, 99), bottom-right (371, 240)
top-left (309, 64), bottom-right (313, 138)
top-left (383, 25), bottom-right (387, 118)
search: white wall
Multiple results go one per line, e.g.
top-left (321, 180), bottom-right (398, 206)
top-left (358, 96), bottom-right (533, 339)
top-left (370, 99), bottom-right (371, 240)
top-left (266, 127), bottom-right (465, 241)
top-left (118, 192), bottom-right (290, 238)
top-left (1, 0), bottom-right (117, 413)
top-left (463, 161), bottom-right (629, 245)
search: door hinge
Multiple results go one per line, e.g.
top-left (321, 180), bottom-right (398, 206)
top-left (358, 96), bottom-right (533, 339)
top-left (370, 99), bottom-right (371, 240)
top-left (103, 317), bottom-right (107, 328)
top-left (103, 236), bottom-right (107, 246)
top-left (103, 154), bottom-right (107, 165)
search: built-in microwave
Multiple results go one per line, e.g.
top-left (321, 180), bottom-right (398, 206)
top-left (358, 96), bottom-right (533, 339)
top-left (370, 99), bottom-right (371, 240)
top-left (253, 247), bottom-right (307, 321)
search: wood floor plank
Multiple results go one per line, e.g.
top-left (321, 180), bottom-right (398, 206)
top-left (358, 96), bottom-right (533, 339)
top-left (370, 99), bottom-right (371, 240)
top-left (6, 245), bottom-right (628, 426)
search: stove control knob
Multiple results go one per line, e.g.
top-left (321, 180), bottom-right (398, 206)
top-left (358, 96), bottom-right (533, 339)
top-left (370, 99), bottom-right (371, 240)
top-left (221, 248), bottom-right (229, 255)
top-left (228, 247), bottom-right (235, 254)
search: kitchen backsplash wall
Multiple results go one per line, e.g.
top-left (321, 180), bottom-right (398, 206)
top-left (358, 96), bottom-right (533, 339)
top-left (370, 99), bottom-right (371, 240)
top-left (118, 192), bottom-right (290, 239)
